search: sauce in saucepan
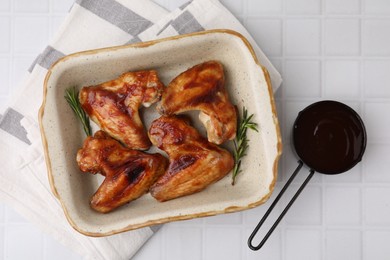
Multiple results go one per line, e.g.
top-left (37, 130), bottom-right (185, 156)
top-left (293, 100), bottom-right (366, 174)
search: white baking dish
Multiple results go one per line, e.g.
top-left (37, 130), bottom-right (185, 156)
top-left (39, 29), bottom-right (282, 236)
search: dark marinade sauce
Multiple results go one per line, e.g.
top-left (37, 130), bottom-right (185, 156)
top-left (293, 101), bottom-right (366, 174)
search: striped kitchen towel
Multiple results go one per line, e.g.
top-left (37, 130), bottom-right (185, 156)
top-left (0, 0), bottom-right (282, 259)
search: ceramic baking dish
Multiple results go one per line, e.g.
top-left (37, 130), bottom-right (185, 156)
top-left (39, 29), bottom-right (282, 236)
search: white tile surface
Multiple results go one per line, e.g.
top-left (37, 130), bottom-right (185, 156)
top-left (44, 236), bottom-right (82, 260)
top-left (364, 102), bottom-right (390, 143)
top-left (165, 227), bottom-right (203, 260)
top-left (0, 0), bottom-right (10, 12)
top-left (363, 144), bottom-right (390, 182)
top-left (364, 231), bottom-right (390, 259)
top-left (245, 228), bottom-right (282, 260)
top-left (0, 205), bottom-right (5, 222)
top-left (220, 0), bottom-right (243, 15)
top-left (5, 207), bottom-right (28, 223)
top-left (167, 0), bottom-right (188, 10)
top-left (0, 17), bottom-right (10, 53)
top-left (133, 228), bottom-right (164, 260)
top-left (364, 188), bottom-right (390, 225)
top-left (325, 187), bottom-right (361, 225)
top-left (364, 60), bottom-right (390, 98)
top-left (0, 58), bottom-right (10, 96)
top-left (284, 186), bottom-right (322, 225)
top-left (5, 225), bottom-right (44, 260)
top-left (364, 0), bottom-right (390, 14)
top-left (50, 15), bottom-right (67, 38)
top-left (204, 228), bottom-right (242, 260)
top-left (0, 97), bottom-right (8, 111)
top-left (285, 19), bottom-right (321, 56)
top-left (325, 230), bottom-right (361, 260)
top-left (243, 186), bottom-right (282, 226)
top-left (13, 16), bottom-right (49, 53)
top-left (285, 229), bottom-right (322, 260)
top-left (14, 0), bottom-right (49, 12)
top-left (245, 18), bottom-right (282, 57)
top-left (0, 227), bottom-right (3, 255)
top-left (285, 0), bottom-right (321, 14)
top-left (1, 0), bottom-right (390, 259)
top-left (325, 19), bottom-right (360, 56)
top-left (323, 165), bottom-right (361, 183)
top-left (284, 60), bottom-right (321, 98)
top-left (325, 0), bottom-right (360, 14)
top-left (247, 0), bottom-right (282, 14)
top-left (51, 0), bottom-right (75, 12)
top-left (324, 60), bottom-right (360, 98)
top-left (362, 20), bottom-right (390, 56)
top-left (10, 55), bottom-right (35, 96)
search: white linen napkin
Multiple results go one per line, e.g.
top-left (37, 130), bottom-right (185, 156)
top-left (0, 0), bottom-right (282, 259)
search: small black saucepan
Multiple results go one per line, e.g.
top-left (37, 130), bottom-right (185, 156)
top-left (248, 100), bottom-right (367, 251)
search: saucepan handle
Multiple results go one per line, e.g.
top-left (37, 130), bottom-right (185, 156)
top-left (248, 160), bottom-right (315, 251)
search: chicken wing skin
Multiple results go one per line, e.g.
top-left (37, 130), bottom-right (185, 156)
top-left (157, 61), bottom-right (237, 145)
top-left (77, 131), bottom-right (168, 213)
top-left (79, 70), bottom-right (164, 150)
top-left (149, 116), bottom-right (234, 202)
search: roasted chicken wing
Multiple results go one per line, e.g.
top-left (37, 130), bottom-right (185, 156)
top-left (149, 116), bottom-right (234, 202)
top-left (77, 131), bottom-right (168, 213)
top-left (79, 70), bottom-right (164, 150)
top-left (157, 61), bottom-right (237, 145)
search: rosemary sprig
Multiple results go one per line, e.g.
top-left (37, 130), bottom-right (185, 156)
top-left (64, 87), bottom-right (92, 136)
top-left (232, 107), bottom-right (258, 185)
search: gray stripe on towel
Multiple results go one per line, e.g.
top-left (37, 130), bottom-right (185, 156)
top-left (171, 10), bottom-right (204, 35)
top-left (179, 1), bottom-right (192, 10)
top-left (28, 54), bottom-right (41, 73)
top-left (28, 46), bottom-right (65, 72)
top-left (76, 0), bottom-right (153, 36)
top-left (126, 35), bottom-right (142, 45)
top-left (0, 108), bottom-right (31, 145)
top-left (150, 224), bottom-right (162, 233)
top-left (38, 46), bottom-right (65, 69)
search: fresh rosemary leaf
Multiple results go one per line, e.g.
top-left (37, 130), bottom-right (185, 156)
top-left (232, 107), bottom-right (258, 185)
top-left (64, 87), bottom-right (92, 136)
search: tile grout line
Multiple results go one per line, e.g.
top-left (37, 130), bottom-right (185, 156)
top-left (1, 205), bottom-right (5, 259)
top-left (3, 0), bottom-right (15, 256)
top-left (280, 55), bottom-right (390, 59)
top-left (242, 2), bottom-right (248, 259)
top-left (0, 12), bottom-right (73, 16)
top-left (320, 1), bottom-right (327, 260)
top-left (239, 5), bottom-right (245, 258)
top-left (359, 0), bottom-right (367, 256)
top-left (280, 0), bottom-right (287, 259)
top-left (242, 14), bottom-right (390, 19)
top-left (43, 233), bottom-right (48, 260)
top-left (162, 224), bottom-right (167, 260)
top-left (6, 0), bottom-right (14, 100)
top-left (201, 221), bottom-right (206, 260)
top-left (359, 0), bottom-right (366, 255)
top-left (48, 0), bottom-right (53, 40)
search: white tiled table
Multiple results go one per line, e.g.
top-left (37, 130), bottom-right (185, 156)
top-left (1, 0), bottom-right (390, 259)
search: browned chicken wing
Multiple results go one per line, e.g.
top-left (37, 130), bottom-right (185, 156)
top-left (157, 61), bottom-right (237, 145)
top-left (79, 70), bottom-right (164, 150)
top-left (149, 116), bottom-right (234, 202)
top-left (77, 131), bottom-right (168, 213)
